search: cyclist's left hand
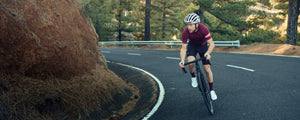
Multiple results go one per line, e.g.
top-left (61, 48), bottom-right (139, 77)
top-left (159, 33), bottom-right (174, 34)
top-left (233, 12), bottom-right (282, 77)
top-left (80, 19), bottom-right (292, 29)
top-left (204, 53), bottom-right (211, 60)
top-left (179, 61), bottom-right (185, 68)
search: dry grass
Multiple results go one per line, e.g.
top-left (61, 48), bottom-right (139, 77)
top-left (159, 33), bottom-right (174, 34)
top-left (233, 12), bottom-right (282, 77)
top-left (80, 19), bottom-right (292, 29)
top-left (0, 65), bottom-right (127, 119)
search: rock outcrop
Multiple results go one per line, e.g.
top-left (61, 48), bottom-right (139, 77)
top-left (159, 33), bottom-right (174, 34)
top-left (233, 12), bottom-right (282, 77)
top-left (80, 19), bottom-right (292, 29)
top-left (0, 0), bottom-right (131, 119)
top-left (0, 0), bottom-right (105, 79)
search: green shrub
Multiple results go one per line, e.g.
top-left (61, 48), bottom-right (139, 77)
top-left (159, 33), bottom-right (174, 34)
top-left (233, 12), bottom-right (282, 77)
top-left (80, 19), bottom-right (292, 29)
top-left (297, 33), bottom-right (300, 45)
top-left (243, 29), bottom-right (279, 44)
top-left (258, 0), bottom-right (271, 7)
top-left (212, 32), bottom-right (242, 42)
top-left (273, 37), bottom-right (286, 44)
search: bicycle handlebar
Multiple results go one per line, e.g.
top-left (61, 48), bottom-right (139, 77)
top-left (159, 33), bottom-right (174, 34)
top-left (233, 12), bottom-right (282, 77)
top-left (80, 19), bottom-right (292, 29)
top-left (181, 58), bottom-right (205, 73)
top-left (184, 58), bottom-right (205, 65)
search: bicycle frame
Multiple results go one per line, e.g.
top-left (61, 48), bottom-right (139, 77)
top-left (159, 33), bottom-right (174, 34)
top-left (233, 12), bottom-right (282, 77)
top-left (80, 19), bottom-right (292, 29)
top-left (183, 58), bottom-right (207, 92)
top-left (182, 58), bottom-right (214, 115)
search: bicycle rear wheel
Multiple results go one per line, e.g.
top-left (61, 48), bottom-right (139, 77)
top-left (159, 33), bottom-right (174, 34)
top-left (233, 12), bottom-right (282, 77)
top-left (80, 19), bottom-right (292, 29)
top-left (197, 72), bottom-right (214, 115)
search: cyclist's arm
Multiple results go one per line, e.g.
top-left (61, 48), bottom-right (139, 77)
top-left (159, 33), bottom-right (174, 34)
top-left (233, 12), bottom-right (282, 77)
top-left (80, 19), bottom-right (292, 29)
top-left (205, 38), bottom-right (215, 59)
top-left (180, 43), bottom-right (187, 62)
top-left (206, 38), bottom-right (214, 55)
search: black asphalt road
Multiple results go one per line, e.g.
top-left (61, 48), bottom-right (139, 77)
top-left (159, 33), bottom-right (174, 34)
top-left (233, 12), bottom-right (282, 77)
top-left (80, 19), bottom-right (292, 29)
top-left (100, 48), bottom-right (300, 120)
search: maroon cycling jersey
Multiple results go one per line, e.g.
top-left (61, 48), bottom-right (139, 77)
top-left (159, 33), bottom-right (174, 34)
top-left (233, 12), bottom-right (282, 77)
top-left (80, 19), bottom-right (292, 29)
top-left (182, 24), bottom-right (212, 46)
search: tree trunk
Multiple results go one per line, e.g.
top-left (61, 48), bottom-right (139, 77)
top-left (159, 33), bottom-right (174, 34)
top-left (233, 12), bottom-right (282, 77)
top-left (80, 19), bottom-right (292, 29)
top-left (118, 6), bottom-right (122, 41)
top-left (145, 0), bottom-right (151, 41)
top-left (195, 9), bottom-right (204, 24)
top-left (286, 0), bottom-right (299, 45)
top-left (162, 0), bottom-right (166, 39)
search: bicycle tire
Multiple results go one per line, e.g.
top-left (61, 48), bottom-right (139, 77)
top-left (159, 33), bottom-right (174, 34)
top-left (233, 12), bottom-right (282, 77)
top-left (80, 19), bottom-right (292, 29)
top-left (197, 71), bottom-right (214, 115)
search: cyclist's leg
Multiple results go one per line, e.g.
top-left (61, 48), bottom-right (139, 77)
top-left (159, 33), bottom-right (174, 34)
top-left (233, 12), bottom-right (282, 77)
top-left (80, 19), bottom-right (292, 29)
top-left (200, 59), bottom-right (213, 84)
top-left (187, 56), bottom-right (195, 73)
top-left (204, 64), bottom-right (217, 100)
top-left (199, 45), bottom-right (217, 100)
top-left (198, 45), bottom-right (213, 84)
top-left (203, 65), bottom-right (213, 84)
top-left (186, 44), bottom-right (197, 74)
top-left (187, 44), bottom-right (198, 87)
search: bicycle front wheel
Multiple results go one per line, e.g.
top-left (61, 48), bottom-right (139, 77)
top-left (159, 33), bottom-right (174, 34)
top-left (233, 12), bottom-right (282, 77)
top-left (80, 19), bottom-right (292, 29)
top-left (197, 72), bottom-right (214, 115)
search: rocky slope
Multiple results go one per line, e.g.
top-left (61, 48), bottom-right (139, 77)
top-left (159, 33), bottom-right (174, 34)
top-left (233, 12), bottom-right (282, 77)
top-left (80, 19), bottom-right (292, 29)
top-left (0, 0), bottom-right (133, 119)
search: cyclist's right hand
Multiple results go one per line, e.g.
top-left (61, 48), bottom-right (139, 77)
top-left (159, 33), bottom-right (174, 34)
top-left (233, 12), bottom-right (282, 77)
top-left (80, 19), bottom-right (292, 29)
top-left (179, 61), bottom-right (185, 68)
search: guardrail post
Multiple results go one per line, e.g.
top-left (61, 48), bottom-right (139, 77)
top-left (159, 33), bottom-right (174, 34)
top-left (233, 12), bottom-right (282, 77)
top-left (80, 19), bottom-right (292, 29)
top-left (150, 45), bottom-right (152, 48)
top-left (132, 44), bottom-right (134, 48)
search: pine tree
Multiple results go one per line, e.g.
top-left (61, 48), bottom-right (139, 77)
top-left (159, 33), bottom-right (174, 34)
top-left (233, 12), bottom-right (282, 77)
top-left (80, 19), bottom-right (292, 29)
top-left (286, 0), bottom-right (299, 45)
top-left (276, 0), bottom-right (299, 45)
top-left (116, 0), bottom-right (140, 41)
top-left (258, 0), bottom-right (271, 7)
top-left (145, 0), bottom-right (151, 41)
top-left (84, 0), bottom-right (116, 41)
top-left (130, 0), bottom-right (145, 41)
top-left (151, 0), bottom-right (190, 40)
top-left (275, 0), bottom-right (289, 15)
top-left (193, 0), bottom-right (255, 31)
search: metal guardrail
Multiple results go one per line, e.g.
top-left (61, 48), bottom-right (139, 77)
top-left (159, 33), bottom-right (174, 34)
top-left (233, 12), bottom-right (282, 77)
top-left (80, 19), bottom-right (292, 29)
top-left (98, 40), bottom-right (240, 49)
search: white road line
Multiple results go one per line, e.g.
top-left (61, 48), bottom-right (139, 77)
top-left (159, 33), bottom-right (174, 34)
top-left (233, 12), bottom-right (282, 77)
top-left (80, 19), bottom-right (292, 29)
top-left (101, 51), bottom-right (111, 53)
top-left (108, 62), bottom-right (164, 120)
top-left (226, 64), bottom-right (255, 72)
top-left (230, 52), bottom-right (300, 58)
top-left (166, 57), bottom-right (180, 60)
top-left (128, 53), bottom-right (141, 56)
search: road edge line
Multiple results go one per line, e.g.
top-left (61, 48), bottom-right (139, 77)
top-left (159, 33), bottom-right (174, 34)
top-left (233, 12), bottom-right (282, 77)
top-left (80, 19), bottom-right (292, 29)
top-left (110, 62), bottom-right (165, 120)
top-left (226, 64), bottom-right (255, 72)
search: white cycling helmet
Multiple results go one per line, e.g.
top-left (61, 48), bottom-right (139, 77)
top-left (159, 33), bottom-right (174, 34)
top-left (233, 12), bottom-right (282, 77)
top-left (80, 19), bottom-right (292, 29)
top-left (184, 13), bottom-right (201, 24)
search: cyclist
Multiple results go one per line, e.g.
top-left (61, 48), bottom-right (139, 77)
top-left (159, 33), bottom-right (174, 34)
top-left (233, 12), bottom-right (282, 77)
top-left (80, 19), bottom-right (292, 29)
top-left (178, 13), bottom-right (217, 100)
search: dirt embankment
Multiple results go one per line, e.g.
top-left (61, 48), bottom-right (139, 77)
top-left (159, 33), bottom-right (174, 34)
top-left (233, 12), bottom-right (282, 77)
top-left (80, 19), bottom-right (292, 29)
top-left (0, 0), bottom-right (136, 119)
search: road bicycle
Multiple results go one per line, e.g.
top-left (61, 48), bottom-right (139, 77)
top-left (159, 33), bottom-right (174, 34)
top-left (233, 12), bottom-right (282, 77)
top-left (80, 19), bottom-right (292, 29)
top-left (182, 57), bottom-right (214, 115)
